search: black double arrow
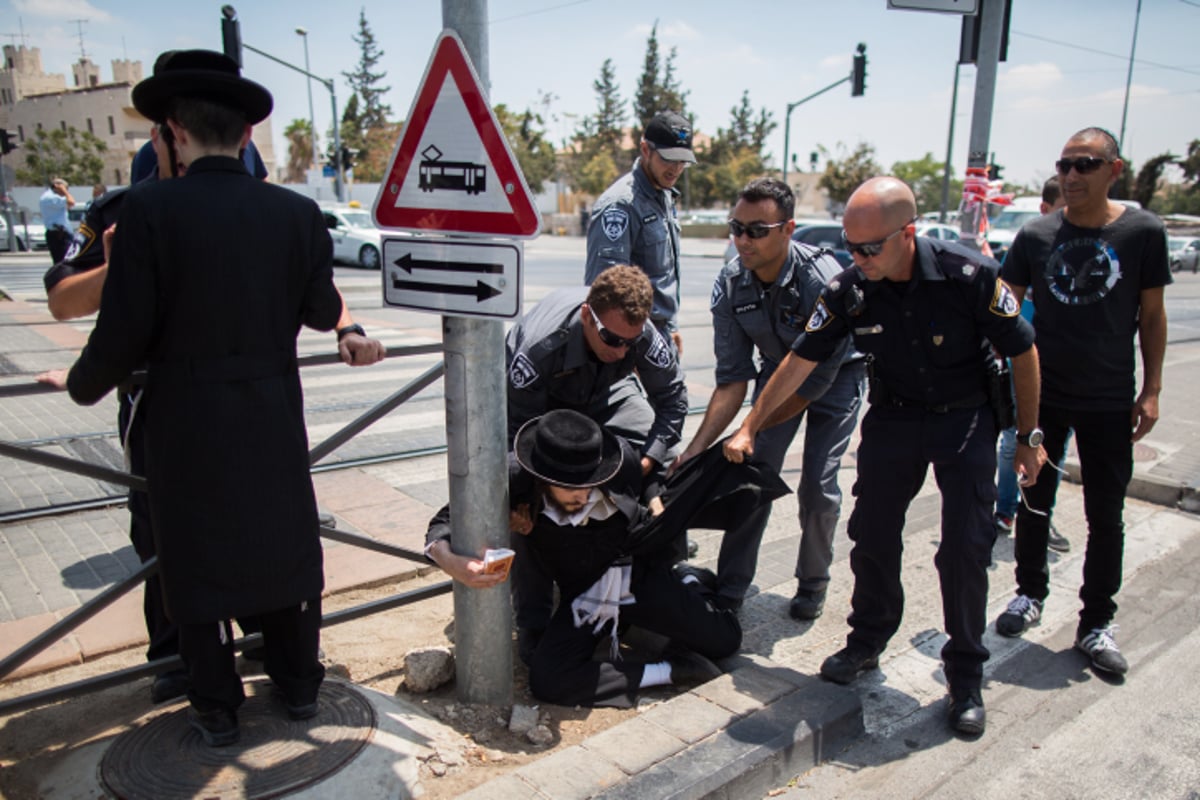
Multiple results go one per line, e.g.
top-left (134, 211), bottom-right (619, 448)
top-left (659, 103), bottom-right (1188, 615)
top-left (391, 253), bottom-right (503, 302)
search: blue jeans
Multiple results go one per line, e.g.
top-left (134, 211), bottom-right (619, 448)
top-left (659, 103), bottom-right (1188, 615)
top-left (996, 427), bottom-right (1072, 519)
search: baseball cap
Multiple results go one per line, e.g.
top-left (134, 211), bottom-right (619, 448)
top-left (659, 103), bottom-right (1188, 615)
top-left (643, 111), bottom-right (696, 163)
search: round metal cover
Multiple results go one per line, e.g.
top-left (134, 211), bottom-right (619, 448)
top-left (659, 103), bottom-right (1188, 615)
top-left (1133, 442), bottom-right (1158, 463)
top-left (100, 679), bottom-right (375, 800)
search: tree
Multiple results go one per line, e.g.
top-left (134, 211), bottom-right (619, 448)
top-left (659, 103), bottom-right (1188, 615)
top-left (1133, 153), bottom-right (1177, 210)
top-left (284, 118), bottom-right (314, 183)
top-left (689, 91), bottom-right (776, 208)
top-left (14, 127), bottom-right (106, 186)
top-left (891, 152), bottom-right (957, 214)
top-left (494, 104), bottom-right (556, 195)
top-left (1178, 139), bottom-right (1200, 190)
top-left (340, 9), bottom-right (393, 181)
top-left (632, 22), bottom-right (688, 131)
top-left (818, 141), bottom-right (881, 209)
top-left (568, 58), bottom-right (629, 194)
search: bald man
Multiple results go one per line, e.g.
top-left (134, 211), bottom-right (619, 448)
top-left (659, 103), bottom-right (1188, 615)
top-left (725, 177), bottom-right (1044, 736)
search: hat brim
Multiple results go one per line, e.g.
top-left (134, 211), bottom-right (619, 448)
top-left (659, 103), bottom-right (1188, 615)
top-left (133, 71), bottom-right (273, 125)
top-left (652, 146), bottom-right (696, 164)
top-left (513, 417), bottom-right (624, 489)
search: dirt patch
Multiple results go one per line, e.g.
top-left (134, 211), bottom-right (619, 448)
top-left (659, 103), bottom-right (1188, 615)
top-left (0, 572), bottom-right (642, 799)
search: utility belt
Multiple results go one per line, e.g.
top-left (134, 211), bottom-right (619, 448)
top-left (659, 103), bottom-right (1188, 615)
top-left (866, 356), bottom-right (990, 414)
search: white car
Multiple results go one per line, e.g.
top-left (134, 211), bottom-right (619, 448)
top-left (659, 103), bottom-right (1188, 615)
top-left (985, 208), bottom-right (1042, 261)
top-left (1168, 236), bottom-right (1199, 273)
top-left (0, 214), bottom-right (47, 251)
top-left (320, 204), bottom-right (385, 269)
top-left (915, 222), bottom-right (960, 242)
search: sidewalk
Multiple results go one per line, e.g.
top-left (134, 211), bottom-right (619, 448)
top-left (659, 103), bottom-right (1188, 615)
top-left (2, 277), bottom-right (1199, 797)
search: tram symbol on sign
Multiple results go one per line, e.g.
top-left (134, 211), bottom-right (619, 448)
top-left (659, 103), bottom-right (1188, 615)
top-left (418, 144), bottom-right (487, 196)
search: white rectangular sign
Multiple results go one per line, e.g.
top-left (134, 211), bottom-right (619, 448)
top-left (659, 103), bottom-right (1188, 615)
top-left (382, 236), bottom-right (522, 319)
top-left (887, 0), bottom-right (978, 13)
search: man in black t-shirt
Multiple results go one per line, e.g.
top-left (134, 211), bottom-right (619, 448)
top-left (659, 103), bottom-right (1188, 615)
top-left (996, 127), bottom-right (1170, 677)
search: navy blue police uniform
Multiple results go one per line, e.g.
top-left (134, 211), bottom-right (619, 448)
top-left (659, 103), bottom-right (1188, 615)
top-left (794, 237), bottom-right (1034, 694)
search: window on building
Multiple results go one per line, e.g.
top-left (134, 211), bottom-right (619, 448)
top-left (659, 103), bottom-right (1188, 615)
top-left (87, 118), bottom-right (94, 134)
top-left (107, 116), bottom-right (115, 135)
top-left (114, 168), bottom-right (121, 184)
top-left (60, 120), bottom-right (67, 132)
top-left (36, 122), bottom-right (43, 131)
top-left (17, 125), bottom-right (24, 141)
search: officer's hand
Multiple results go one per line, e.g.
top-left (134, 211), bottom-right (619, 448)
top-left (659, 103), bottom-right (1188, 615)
top-left (510, 504), bottom-right (533, 536)
top-left (101, 224), bottom-right (116, 264)
top-left (667, 447), bottom-right (698, 477)
top-left (338, 333), bottom-right (386, 367)
top-left (35, 369), bottom-right (69, 390)
top-left (647, 495), bottom-right (665, 517)
top-left (1131, 389), bottom-right (1160, 442)
top-left (723, 427), bottom-right (754, 464)
top-left (671, 331), bottom-right (684, 358)
top-left (1014, 443), bottom-right (1046, 488)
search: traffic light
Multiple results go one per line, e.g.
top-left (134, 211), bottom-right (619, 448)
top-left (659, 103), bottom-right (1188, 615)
top-left (851, 43), bottom-right (867, 97)
top-left (0, 129), bottom-right (16, 156)
top-left (340, 146), bottom-right (355, 171)
top-left (987, 163), bottom-right (1004, 181)
top-left (220, 6), bottom-right (243, 68)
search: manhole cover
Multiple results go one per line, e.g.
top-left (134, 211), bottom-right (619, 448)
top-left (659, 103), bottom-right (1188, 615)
top-left (1133, 442), bottom-right (1158, 463)
top-left (100, 679), bottom-right (375, 799)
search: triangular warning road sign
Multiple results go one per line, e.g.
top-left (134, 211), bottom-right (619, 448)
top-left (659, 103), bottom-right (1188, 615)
top-left (372, 31), bottom-right (542, 238)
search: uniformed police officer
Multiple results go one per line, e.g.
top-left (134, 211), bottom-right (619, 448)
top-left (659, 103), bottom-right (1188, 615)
top-left (674, 178), bottom-right (866, 615)
top-left (725, 177), bottom-right (1046, 736)
top-left (585, 111), bottom-right (695, 355)
top-left (506, 265), bottom-right (688, 659)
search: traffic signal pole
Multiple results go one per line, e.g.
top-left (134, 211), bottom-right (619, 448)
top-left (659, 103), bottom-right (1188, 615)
top-left (782, 44), bottom-right (865, 185)
top-left (442, 0), bottom-right (513, 707)
top-left (959, 0), bottom-right (1004, 249)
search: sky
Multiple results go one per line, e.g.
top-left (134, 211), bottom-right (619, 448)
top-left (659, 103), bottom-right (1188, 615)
top-left (5, 0), bottom-right (1199, 199)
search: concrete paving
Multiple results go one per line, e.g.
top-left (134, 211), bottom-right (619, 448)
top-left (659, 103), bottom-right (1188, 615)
top-left (2, 243), bottom-right (1199, 798)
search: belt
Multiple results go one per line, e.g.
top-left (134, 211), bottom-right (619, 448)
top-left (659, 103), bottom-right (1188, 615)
top-left (885, 391), bottom-right (986, 413)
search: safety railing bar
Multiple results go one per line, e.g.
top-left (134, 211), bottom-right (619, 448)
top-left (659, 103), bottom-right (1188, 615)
top-left (297, 343), bottom-right (443, 369)
top-left (0, 494), bottom-right (129, 525)
top-left (308, 361), bottom-right (446, 465)
top-left (0, 440), bottom-right (146, 491)
top-left (0, 559), bottom-right (158, 680)
top-left (319, 525), bottom-right (429, 563)
top-left (0, 581), bottom-right (453, 716)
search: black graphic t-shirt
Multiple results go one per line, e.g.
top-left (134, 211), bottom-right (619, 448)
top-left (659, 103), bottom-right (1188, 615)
top-left (1002, 207), bottom-right (1171, 410)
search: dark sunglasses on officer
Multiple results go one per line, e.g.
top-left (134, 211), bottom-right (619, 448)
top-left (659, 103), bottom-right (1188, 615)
top-left (842, 217), bottom-right (917, 258)
top-left (587, 305), bottom-right (642, 349)
top-left (728, 219), bottom-right (788, 240)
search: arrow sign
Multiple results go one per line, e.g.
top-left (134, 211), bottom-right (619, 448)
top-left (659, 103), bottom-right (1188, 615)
top-left (394, 252), bottom-right (503, 275)
top-left (382, 236), bottom-right (522, 319)
top-left (392, 278), bottom-right (502, 302)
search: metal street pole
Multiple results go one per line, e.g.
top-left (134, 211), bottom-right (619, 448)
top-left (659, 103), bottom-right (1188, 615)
top-left (296, 27), bottom-right (318, 172)
top-left (939, 62), bottom-right (961, 223)
top-left (1118, 0), bottom-right (1143, 152)
top-left (442, 0), bottom-right (512, 707)
top-left (781, 77), bottom-right (850, 185)
top-left (960, 0), bottom-right (1004, 249)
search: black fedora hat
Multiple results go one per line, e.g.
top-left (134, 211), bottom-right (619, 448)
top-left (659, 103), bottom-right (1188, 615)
top-left (514, 410), bottom-right (623, 489)
top-left (133, 49), bottom-right (273, 125)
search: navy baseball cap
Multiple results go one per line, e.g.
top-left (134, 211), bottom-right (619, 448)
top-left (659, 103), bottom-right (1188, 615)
top-left (643, 111), bottom-right (696, 163)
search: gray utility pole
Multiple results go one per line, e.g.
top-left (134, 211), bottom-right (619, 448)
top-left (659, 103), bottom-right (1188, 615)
top-left (959, 0), bottom-right (1004, 248)
top-left (1118, 0), bottom-right (1143, 152)
top-left (939, 62), bottom-right (961, 223)
top-left (296, 27), bottom-right (319, 171)
top-left (442, 0), bottom-right (513, 706)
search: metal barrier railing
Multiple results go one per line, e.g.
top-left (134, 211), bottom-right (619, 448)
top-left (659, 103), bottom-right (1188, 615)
top-left (0, 343), bottom-right (450, 714)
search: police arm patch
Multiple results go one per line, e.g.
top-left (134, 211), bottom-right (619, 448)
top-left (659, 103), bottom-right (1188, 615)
top-left (989, 279), bottom-right (1020, 317)
top-left (508, 353), bottom-right (539, 389)
top-left (804, 297), bottom-right (834, 332)
top-left (600, 206), bottom-right (630, 242)
top-left (643, 328), bottom-right (672, 369)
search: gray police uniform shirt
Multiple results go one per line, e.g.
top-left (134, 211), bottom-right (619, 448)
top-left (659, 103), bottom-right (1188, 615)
top-left (712, 241), bottom-right (854, 402)
top-left (794, 238), bottom-right (1035, 408)
top-left (506, 286), bottom-right (687, 466)
top-left (584, 159), bottom-right (681, 333)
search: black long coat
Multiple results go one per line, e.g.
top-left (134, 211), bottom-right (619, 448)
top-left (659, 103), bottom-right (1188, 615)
top-left (67, 156), bottom-right (342, 624)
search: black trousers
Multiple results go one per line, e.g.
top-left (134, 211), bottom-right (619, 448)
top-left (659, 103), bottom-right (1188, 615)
top-left (528, 561), bottom-right (741, 708)
top-left (844, 404), bottom-right (997, 692)
top-left (179, 597), bottom-right (324, 713)
top-left (46, 226), bottom-right (71, 264)
top-left (1013, 405), bottom-right (1131, 636)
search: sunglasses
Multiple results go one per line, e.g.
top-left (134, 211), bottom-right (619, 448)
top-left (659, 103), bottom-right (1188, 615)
top-left (1055, 156), bottom-right (1111, 175)
top-left (728, 219), bottom-right (788, 239)
top-left (842, 217), bottom-right (917, 257)
top-left (588, 305), bottom-right (642, 349)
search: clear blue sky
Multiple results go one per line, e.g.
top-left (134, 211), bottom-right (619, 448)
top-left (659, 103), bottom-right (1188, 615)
top-left (7, 0), bottom-right (1199, 196)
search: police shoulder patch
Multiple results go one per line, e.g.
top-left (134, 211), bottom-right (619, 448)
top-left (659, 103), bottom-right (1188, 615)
top-left (62, 223), bottom-right (97, 265)
top-left (601, 206), bottom-right (630, 242)
top-left (805, 297), bottom-right (835, 332)
top-left (989, 279), bottom-right (1021, 318)
top-left (508, 353), bottom-right (540, 388)
top-left (643, 329), bottom-right (672, 369)
top-left (710, 278), bottom-right (726, 310)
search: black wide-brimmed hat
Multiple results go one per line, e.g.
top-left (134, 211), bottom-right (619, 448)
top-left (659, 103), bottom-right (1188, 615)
top-left (133, 49), bottom-right (273, 125)
top-left (514, 410), bottom-right (623, 489)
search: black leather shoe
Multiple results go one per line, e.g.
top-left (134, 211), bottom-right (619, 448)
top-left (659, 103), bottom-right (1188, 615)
top-left (665, 645), bottom-right (723, 687)
top-left (819, 644), bottom-right (880, 685)
top-left (188, 707), bottom-right (239, 747)
top-left (686, 538), bottom-right (700, 559)
top-left (789, 588), bottom-right (827, 621)
top-left (286, 699), bottom-right (320, 720)
top-left (948, 690), bottom-right (986, 735)
top-left (150, 669), bottom-right (189, 704)
top-left (673, 563), bottom-right (718, 593)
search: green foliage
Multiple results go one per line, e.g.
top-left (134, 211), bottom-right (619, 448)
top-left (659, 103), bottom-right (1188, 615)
top-left (1133, 153), bottom-right (1177, 210)
top-left (817, 141), bottom-right (881, 207)
top-left (343, 9), bottom-right (391, 129)
top-left (689, 91), bottom-right (776, 208)
top-left (567, 59), bottom-right (629, 194)
top-left (340, 9), bottom-right (393, 181)
top-left (493, 104), bottom-right (557, 194)
top-left (632, 21), bottom-right (687, 131)
top-left (284, 118), bottom-right (314, 183)
top-left (890, 152), bottom-right (958, 214)
top-left (14, 127), bottom-right (106, 186)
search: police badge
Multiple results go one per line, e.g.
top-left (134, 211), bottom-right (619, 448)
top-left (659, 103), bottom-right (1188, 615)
top-left (601, 206), bottom-right (630, 242)
top-left (989, 280), bottom-right (1021, 317)
top-left (508, 353), bottom-right (539, 388)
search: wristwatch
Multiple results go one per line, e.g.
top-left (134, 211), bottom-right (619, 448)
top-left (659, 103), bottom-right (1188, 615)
top-left (336, 323), bottom-right (366, 341)
top-left (1016, 427), bottom-right (1044, 447)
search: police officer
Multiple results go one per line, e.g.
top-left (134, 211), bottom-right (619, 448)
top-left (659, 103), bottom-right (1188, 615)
top-left (674, 178), bottom-right (866, 615)
top-left (585, 111), bottom-right (694, 355)
top-left (506, 265), bottom-right (688, 660)
top-left (725, 177), bottom-right (1045, 736)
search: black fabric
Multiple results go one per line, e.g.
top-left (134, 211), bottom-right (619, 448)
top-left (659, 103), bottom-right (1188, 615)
top-left (43, 187), bottom-right (129, 292)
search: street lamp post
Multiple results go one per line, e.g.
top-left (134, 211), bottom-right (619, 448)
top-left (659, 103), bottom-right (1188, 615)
top-left (296, 27), bottom-right (318, 173)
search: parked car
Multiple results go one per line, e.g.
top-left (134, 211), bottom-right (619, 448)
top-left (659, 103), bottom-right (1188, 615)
top-left (723, 220), bottom-right (853, 267)
top-left (320, 203), bottom-right (386, 269)
top-left (1168, 236), bottom-right (1200, 273)
top-left (915, 222), bottom-right (960, 242)
top-left (985, 208), bottom-right (1041, 262)
top-left (0, 214), bottom-right (48, 252)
